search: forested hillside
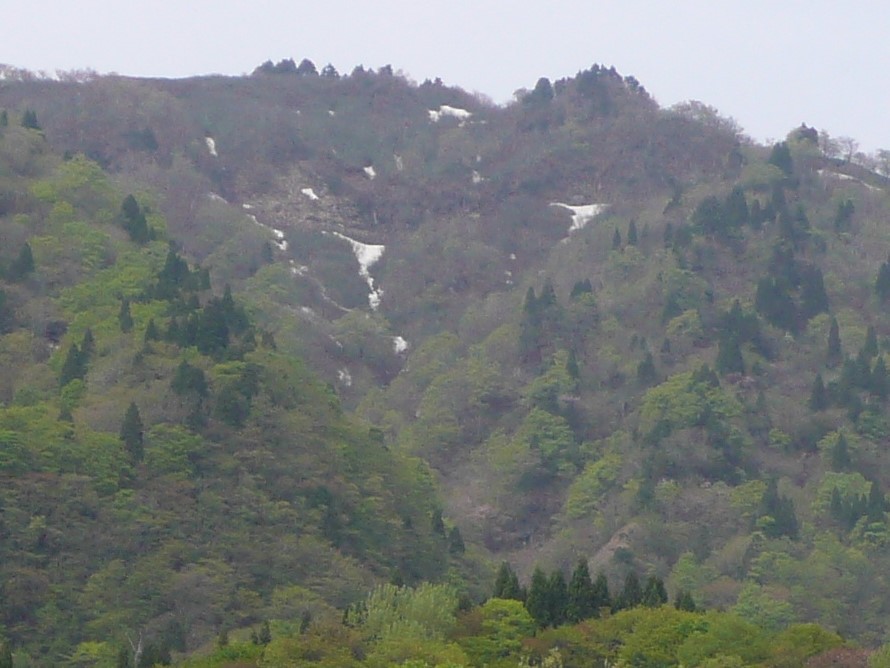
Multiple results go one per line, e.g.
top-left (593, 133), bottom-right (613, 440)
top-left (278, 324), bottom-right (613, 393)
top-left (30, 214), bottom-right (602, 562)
top-left (3, 59), bottom-right (890, 665)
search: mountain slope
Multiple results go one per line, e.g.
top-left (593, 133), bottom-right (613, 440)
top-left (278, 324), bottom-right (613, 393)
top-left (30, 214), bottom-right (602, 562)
top-left (3, 61), bottom-right (890, 653)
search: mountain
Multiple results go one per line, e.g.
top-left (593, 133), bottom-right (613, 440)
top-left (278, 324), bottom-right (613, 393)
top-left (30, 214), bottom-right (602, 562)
top-left (2, 60), bottom-right (890, 663)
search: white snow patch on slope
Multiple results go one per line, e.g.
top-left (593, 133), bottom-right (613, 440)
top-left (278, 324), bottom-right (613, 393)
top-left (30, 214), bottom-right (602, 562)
top-left (328, 231), bottom-right (386, 309)
top-left (207, 192), bottom-right (227, 203)
top-left (817, 169), bottom-right (882, 192)
top-left (338, 368), bottom-right (353, 386)
top-left (472, 170), bottom-right (484, 184)
top-left (550, 202), bottom-right (609, 232)
top-left (428, 105), bottom-right (472, 123)
top-left (394, 154), bottom-right (404, 171)
top-left (205, 137), bottom-right (218, 157)
top-left (301, 187), bottom-right (320, 200)
top-left (242, 203), bottom-right (253, 210)
top-left (393, 336), bottom-right (408, 353)
top-left (328, 109), bottom-right (336, 116)
top-left (363, 165), bottom-right (376, 180)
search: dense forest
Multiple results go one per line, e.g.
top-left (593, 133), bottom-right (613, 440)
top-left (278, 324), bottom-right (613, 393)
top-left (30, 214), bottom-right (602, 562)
top-left (2, 58), bottom-right (890, 665)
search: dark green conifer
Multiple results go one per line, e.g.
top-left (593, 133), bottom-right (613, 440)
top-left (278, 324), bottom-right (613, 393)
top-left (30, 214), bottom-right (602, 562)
top-left (614, 572), bottom-right (642, 611)
top-left (493, 561), bottom-right (522, 600)
top-left (876, 259), bottom-right (890, 302)
top-left (7, 242), bottom-right (34, 281)
top-left (119, 299), bottom-right (134, 333)
top-left (637, 351), bottom-right (657, 385)
top-left (448, 526), bottom-right (465, 554)
top-left (642, 575), bottom-right (668, 607)
top-left (144, 319), bottom-right (160, 342)
top-left (525, 566), bottom-right (551, 627)
top-left (547, 569), bottom-right (568, 627)
top-left (827, 317), bottom-right (842, 366)
top-left (872, 356), bottom-right (889, 399)
top-left (716, 335), bottom-right (745, 375)
top-left (864, 326), bottom-right (879, 359)
top-left (80, 328), bottom-right (95, 360)
top-left (674, 590), bottom-right (697, 612)
top-left (60, 343), bottom-right (86, 388)
top-left (430, 509), bottom-right (446, 536)
top-left (566, 559), bottom-right (596, 622)
top-left (612, 227), bottom-right (622, 250)
top-left (0, 110), bottom-right (7, 127)
top-left (768, 141), bottom-right (793, 175)
top-left (120, 402), bottom-right (144, 461)
top-left (627, 220), bottom-right (638, 245)
top-left (809, 373), bottom-right (828, 411)
top-left (592, 572), bottom-right (611, 612)
top-left (831, 433), bottom-right (851, 471)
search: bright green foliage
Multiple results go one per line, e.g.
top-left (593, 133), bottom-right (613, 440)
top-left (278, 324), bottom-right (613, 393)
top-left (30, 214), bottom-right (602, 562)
top-left (460, 598), bottom-right (536, 665)
top-left (676, 612), bottom-right (770, 666)
top-left (346, 582), bottom-right (459, 642)
top-left (733, 582), bottom-right (795, 630)
top-left (515, 407), bottom-right (577, 473)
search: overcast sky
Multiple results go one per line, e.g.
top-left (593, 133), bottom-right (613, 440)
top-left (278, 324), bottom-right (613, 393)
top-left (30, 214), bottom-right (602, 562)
top-left (6, 1), bottom-right (890, 152)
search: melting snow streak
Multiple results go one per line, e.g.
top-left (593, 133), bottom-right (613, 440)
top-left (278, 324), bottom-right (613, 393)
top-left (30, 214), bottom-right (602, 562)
top-left (428, 105), bottom-right (472, 123)
top-left (205, 137), bottom-right (218, 157)
top-left (330, 232), bottom-right (386, 309)
top-left (550, 202), bottom-right (609, 233)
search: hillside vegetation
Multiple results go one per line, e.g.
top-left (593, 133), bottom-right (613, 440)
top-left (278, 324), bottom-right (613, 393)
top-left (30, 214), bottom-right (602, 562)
top-left (2, 60), bottom-right (890, 665)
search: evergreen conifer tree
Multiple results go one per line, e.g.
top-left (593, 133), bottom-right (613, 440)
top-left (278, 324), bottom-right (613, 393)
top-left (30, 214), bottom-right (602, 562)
top-left (119, 299), bottom-right (134, 333)
top-left (809, 373), bottom-right (828, 411)
top-left (674, 590), bottom-right (697, 612)
top-left (448, 526), bottom-right (465, 554)
top-left (80, 328), bottom-right (95, 360)
top-left (525, 566), bottom-right (551, 627)
top-left (828, 317), bottom-right (842, 365)
top-left (566, 559), bottom-right (596, 622)
top-left (592, 572), bottom-right (611, 612)
top-left (867, 480), bottom-right (886, 524)
top-left (120, 402), bottom-right (144, 461)
top-left (831, 433), bottom-right (852, 471)
top-left (493, 562), bottom-right (522, 600)
top-left (877, 259), bottom-right (890, 302)
top-left (612, 227), bottom-right (622, 250)
top-left (642, 576), bottom-right (668, 607)
top-left (547, 570), bottom-right (568, 627)
top-left (60, 343), bottom-right (86, 387)
top-left (627, 221), bottom-right (638, 245)
top-left (872, 357), bottom-right (889, 399)
top-left (716, 335), bottom-right (745, 375)
top-left (637, 351), bottom-right (657, 385)
top-left (614, 572), bottom-right (642, 611)
top-left (864, 326), bottom-right (879, 359)
top-left (7, 242), bottom-right (34, 281)
top-left (0, 110), bottom-right (7, 127)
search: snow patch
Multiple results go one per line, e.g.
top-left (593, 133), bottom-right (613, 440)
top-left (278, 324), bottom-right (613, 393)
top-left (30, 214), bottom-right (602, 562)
top-left (242, 203), bottom-right (253, 210)
top-left (328, 109), bottom-right (336, 116)
top-left (393, 336), bottom-right (409, 354)
top-left (394, 154), bottom-right (404, 172)
top-left (363, 165), bottom-right (376, 180)
top-left (550, 202), bottom-right (609, 233)
top-left (472, 170), bottom-right (483, 184)
top-left (205, 136), bottom-right (218, 157)
top-left (207, 192), bottom-right (227, 203)
top-left (301, 187), bottom-right (320, 200)
top-left (338, 368), bottom-right (353, 386)
top-left (328, 231), bottom-right (386, 310)
top-left (817, 169), bottom-right (882, 192)
top-left (428, 105), bottom-right (472, 123)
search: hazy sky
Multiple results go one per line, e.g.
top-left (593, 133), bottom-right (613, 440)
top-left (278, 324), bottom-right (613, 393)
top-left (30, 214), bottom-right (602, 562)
top-left (7, 1), bottom-right (890, 152)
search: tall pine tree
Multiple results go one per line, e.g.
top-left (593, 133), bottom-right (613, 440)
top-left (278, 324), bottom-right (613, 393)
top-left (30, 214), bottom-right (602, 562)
top-left (566, 559), bottom-right (597, 622)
